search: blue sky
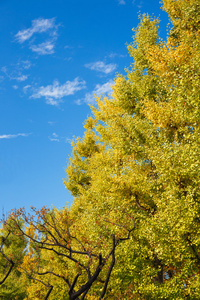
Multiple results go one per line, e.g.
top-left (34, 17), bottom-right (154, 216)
top-left (0, 0), bottom-right (169, 214)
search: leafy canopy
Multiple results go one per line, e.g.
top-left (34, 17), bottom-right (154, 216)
top-left (1, 0), bottom-right (200, 299)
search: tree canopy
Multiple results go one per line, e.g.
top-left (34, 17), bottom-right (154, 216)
top-left (1, 0), bottom-right (200, 298)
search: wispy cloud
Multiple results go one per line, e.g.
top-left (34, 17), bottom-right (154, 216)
top-left (78, 80), bottom-right (114, 105)
top-left (15, 18), bottom-right (59, 55)
top-left (64, 45), bottom-right (73, 49)
top-left (20, 60), bottom-right (32, 70)
top-left (85, 61), bottom-right (117, 74)
top-left (15, 75), bottom-right (28, 82)
top-left (23, 85), bottom-right (31, 93)
top-left (30, 41), bottom-right (55, 55)
top-left (31, 77), bottom-right (86, 106)
top-left (117, 0), bottom-right (142, 6)
top-left (48, 132), bottom-right (60, 142)
top-left (118, 0), bottom-right (126, 4)
top-left (1, 68), bottom-right (28, 82)
top-left (132, 0), bottom-right (143, 8)
top-left (107, 52), bottom-right (127, 59)
top-left (15, 18), bottom-right (57, 43)
top-left (48, 132), bottom-right (70, 143)
top-left (137, 0), bottom-right (143, 9)
top-left (0, 133), bottom-right (30, 140)
top-left (1, 62), bottom-right (30, 82)
top-left (48, 121), bottom-right (56, 126)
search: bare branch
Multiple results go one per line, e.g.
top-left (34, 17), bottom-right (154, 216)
top-left (135, 194), bottom-right (151, 213)
top-left (69, 253), bottom-right (106, 300)
top-left (0, 231), bottom-right (15, 285)
top-left (0, 255), bottom-right (14, 285)
top-left (99, 235), bottom-right (116, 299)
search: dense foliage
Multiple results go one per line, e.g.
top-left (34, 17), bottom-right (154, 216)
top-left (1, 0), bottom-right (200, 298)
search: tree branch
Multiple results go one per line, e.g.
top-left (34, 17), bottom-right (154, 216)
top-left (99, 235), bottom-right (116, 299)
top-left (0, 232), bottom-right (15, 285)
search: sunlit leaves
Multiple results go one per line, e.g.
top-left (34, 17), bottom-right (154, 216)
top-left (1, 0), bottom-right (200, 298)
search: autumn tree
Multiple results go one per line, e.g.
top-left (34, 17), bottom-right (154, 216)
top-left (0, 217), bottom-right (27, 299)
top-left (65, 0), bottom-right (200, 298)
top-left (1, 206), bottom-right (134, 300)
top-left (1, 0), bottom-right (200, 298)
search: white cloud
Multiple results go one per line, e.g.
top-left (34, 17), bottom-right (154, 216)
top-left (48, 132), bottom-right (70, 143)
top-left (93, 80), bottom-right (114, 95)
top-left (1, 65), bottom-right (28, 82)
top-left (30, 40), bottom-right (55, 55)
top-left (118, 0), bottom-right (126, 4)
top-left (15, 18), bottom-right (59, 55)
top-left (0, 133), bottom-right (30, 139)
top-left (137, 1), bottom-right (143, 9)
top-left (64, 57), bottom-right (72, 62)
top-left (85, 61), bottom-right (117, 74)
top-left (12, 85), bottom-right (18, 90)
top-left (13, 60), bottom-right (32, 70)
top-left (78, 80), bottom-right (114, 105)
top-left (15, 18), bottom-right (57, 43)
top-left (15, 75), bottom-right (28, 82)
top-left (64, 45), bottom-right (73, 49)
top-left (49, 132), bottom-right (59, 142)
top-left (48, 121), bottom-right (55, 126)
top-left (107, 52), bottom-right (127, 59)
top-left (49, 138), bottom-right (59, 142)
top-left (23, 85), bottom-right (31, 93)
top-left (131, 0), bottom-right (143, 8)
top-left (31, 77), bottom-right (86, 106)
top-left (21, 60), bottom-right (32, 70)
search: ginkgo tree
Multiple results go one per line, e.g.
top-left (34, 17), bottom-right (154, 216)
top-left (0, 217), bottom-right (27, 299)
top-left (1, 0), bottom-right (200, 298)
top-left (2, 205), bottom-right (135, 300)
